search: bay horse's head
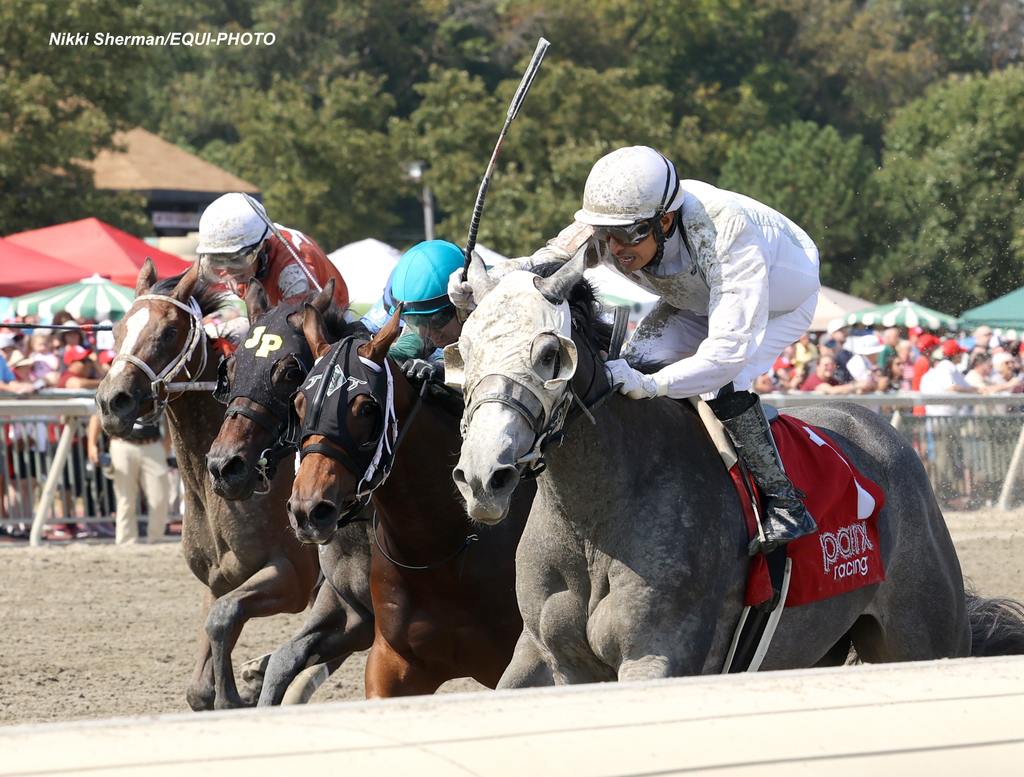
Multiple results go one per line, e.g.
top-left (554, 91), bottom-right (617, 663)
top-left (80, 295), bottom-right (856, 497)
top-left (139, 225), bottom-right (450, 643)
top-left (206, 279), bottom-right (338, 500)
top-left (450, 248), bottom-right (602, 524)
top-left (97, 260), bottom-right (219, 437)
top-left (287, 305), bottom-right (405, 545)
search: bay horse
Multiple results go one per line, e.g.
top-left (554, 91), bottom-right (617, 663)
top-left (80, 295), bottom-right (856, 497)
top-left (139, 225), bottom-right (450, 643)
top-left (206, 279), bottom-right (374, 706)
top-left (96, 261), bottom-right (318, 710)
top-left (449, 251), bottom-right (1024, 686)
top-left (288, 304), bottom-right (532, 696)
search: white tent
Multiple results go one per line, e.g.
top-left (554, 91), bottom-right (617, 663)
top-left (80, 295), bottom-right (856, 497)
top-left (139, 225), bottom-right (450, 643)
top-left (327, 238), bottom-right (401, 311)
top-left (811, 286), bottom-right (875, 332)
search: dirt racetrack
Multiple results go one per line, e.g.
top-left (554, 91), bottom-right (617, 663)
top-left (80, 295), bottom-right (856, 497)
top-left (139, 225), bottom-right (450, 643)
top-left (2, 508), bottom-right (1022, 726)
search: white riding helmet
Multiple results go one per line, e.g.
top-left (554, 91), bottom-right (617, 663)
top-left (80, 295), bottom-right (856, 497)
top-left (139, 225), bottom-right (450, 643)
top-left (195, 193), bottom-right (270, 256)
top-left (574, 146), bottom-right (685, 226)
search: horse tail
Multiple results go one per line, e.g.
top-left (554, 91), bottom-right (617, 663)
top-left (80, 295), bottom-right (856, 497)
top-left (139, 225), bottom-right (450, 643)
top-left (966, 592), bottom-right (1024, 656)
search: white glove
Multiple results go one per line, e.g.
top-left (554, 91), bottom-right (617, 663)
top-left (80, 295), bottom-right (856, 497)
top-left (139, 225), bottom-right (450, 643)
top-left (216, 316), bottom-right (251, 347)
top-left (447, 267), bottom-right (476, 312)
top-left (605, 359), bottom-right (660, 400)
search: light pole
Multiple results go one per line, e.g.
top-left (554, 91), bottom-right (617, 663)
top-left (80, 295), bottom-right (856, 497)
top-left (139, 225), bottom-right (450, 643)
top-left (404, 160), bottom-right (434, 241)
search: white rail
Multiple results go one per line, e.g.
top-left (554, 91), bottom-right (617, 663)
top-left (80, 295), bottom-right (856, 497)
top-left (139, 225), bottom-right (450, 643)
top-left (2, 656), bottom-right (1022, 775)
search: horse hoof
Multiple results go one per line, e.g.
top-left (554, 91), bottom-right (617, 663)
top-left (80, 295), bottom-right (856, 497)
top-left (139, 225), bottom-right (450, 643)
top-left (186, 686), bottom-right (215, 711)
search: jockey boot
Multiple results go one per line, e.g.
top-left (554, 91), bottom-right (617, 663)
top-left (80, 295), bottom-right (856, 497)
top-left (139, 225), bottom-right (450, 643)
top-left (707, 390), bottom-right (818, 556)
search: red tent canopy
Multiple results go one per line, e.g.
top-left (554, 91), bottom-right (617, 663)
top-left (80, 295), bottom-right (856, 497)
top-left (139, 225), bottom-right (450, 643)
top-left (5, 218), bottom-right (190, 287)
top-left (0, 239), bottom-right (89, 297)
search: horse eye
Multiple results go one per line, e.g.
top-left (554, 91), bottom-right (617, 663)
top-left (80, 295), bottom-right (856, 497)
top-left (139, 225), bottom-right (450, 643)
top-left (357, 401), bottom-right (378, 417)
top-left (161, 327), bottom-right (178, 342)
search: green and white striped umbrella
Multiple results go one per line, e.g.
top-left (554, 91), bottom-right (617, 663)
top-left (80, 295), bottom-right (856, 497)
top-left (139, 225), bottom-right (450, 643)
top-left (842, 298), bottom-right (957, 331)
top-left (10, 274), bottom-right (135, 321)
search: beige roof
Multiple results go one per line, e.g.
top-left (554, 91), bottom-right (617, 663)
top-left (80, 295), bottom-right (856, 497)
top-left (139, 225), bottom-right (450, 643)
top-left (90, 127), bottom-right (258, 194)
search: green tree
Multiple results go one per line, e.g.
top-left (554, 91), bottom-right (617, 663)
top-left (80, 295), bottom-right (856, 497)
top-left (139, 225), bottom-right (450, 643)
top-left (202, 75), bottom-right (404, 249)
top-left (854, 67), bottom-right (1024, 312)
top-left (719, 121), bottom-right (876, 289)
top-left (398, 61), bottom-right (676, 256)
top-left (0, 0), bottom-right (152, 235)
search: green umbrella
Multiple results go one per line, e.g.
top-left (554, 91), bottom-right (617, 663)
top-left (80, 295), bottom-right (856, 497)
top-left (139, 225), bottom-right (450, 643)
top-left (842, 298), bottom-right (957, 331)
top-left (11, 274), bottom-right (135, 321)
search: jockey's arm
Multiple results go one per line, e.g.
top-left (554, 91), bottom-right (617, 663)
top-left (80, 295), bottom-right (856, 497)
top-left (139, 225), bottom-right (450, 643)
top-left (646, 215), bottom-right (770, 399)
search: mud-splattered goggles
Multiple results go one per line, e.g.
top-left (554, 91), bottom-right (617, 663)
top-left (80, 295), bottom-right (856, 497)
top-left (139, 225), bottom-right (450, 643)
top-left (594, 218), bottom-right (656, 247)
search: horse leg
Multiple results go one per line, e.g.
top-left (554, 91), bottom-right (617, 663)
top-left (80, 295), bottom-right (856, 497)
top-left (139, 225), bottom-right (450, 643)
top-left (497, 630), bottom-right (555, 689)
top-left (186, 590), bottom-right (215, 711)
top-left (618, 655), bottom-right (672, 681)
top-left (850, 568), bottom-right (971, 663)
top-left (206, 557), bottom-right (310, 710)
top-left (364, 636), bottom-right (444, 698)
top-left (257, 575), bottom-right (374, 706)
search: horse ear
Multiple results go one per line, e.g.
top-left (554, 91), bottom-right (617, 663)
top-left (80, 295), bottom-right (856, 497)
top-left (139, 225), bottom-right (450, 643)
top-left (172, 262), bottom-right (200, 303)
top-left (136, 257), bottom-right (157, 297)
top-left (358, 304), bottom-right (403, 364)
top-left (309, 278), bottom-right (334, 313)
top-left (302, 303), bottom-right (331, 359)
top-left (536, 244), bottom-right (587, 304)
top-left (467, 250), bottom-right (497, 302)
top-left (245, 279), bottom-right (269, 320)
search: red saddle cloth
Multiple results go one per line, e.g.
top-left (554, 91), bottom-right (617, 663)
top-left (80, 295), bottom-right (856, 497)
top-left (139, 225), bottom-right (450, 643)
top-left (732, 414), bottom-right (886, 608)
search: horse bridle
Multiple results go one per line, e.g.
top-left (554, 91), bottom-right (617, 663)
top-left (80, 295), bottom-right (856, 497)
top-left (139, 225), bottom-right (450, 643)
top-left (112, 293), bottom-right (215, 424)
top-left (215, 351), bottom-right (309, 494)
top-left (296, 337), bottom-right (404, 526)
top-left (461, 305), bottom-right (627, 478)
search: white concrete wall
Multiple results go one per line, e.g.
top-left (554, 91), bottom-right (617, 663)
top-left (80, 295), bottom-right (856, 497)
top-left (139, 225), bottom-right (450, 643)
top-left (3, 656), bottom-right (1022, 776)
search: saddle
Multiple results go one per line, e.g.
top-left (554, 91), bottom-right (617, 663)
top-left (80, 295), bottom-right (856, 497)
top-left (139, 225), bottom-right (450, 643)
top-left (691, 400), bottom-right (886, 671)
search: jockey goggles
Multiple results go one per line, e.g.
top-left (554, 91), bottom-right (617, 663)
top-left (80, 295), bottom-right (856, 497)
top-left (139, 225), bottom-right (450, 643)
top-left (594, 217), bottom-right (657, 247)
top-left (200, 237), bottom-right (266, 274)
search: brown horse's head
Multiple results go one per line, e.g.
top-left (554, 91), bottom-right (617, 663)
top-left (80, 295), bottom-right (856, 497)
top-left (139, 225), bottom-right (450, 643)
top-left (97, 260), bottom-right (210, 437)
top-left (206, 279), bottom-right (337, 500)
top-left (287, 303), bottom-right (404, 544)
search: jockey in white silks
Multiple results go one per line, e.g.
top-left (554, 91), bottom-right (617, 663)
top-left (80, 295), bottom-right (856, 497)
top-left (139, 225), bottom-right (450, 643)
top-left (449, 145), bottom-right (821, 555)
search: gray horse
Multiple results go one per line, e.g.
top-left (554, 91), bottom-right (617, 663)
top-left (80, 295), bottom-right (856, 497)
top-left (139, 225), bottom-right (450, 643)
top-left (450, 251), bottom-right (1024, 686)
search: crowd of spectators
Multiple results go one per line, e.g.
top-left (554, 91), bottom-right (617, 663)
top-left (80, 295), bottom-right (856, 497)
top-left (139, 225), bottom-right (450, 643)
top-left (0, 311), bottom-right (181, 542)
top-left (0, 315), bottom-right (115, 394)
top-left (753, 324), bottom-right (1024, 401)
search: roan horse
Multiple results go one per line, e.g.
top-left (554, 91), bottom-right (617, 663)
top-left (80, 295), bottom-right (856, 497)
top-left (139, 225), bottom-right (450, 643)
top-left (450, 251), bottom-right (1024, 686)
top-left (287, 304), bottom-right (531, 695)
top-left (96, 261), bottom-right (319, 709)
top-left (206, 279), bottom-right (374, 706)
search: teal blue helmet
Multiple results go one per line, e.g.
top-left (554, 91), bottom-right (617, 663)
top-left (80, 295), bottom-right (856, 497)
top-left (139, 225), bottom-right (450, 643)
top-left (389, 240), bottom-right (464, 316)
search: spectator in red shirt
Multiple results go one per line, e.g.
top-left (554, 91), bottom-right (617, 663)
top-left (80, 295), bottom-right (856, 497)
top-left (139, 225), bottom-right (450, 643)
top-left (912, 333), bottom-right (941, 416)
top-left (58, 346), bottom-right (102, 389)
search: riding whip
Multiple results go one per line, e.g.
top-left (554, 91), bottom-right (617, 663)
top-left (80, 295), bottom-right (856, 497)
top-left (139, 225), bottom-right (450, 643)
top-left (462, 37), bottom-right (550, 281)
top-left (241, 193), bottom-right (323, 292)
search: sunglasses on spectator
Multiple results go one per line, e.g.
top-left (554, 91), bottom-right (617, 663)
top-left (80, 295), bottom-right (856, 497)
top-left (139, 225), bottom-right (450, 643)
top-left (595, 218), bottom-right (657, 246)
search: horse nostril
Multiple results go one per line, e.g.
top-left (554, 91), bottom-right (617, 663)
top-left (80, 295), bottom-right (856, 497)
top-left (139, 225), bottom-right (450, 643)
top-left (109, 391), bottom-right (134, 414)
top-left (452, 468), bottom-right (467, 486)
top-left (309, 500), bottom-right (337, 529)
top-left (489, 466), bottom-right (517, 493)
top-left (218, 455), bottom-right (247, 483)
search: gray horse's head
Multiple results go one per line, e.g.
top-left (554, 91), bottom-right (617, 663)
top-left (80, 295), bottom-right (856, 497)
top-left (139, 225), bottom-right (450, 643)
top-left (449, 249), bottom-right (586, 523)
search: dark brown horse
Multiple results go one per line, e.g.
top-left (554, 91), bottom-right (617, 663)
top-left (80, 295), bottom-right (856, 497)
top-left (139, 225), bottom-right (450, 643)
top-left (96, 261), bottom-right (319, 710)
top-left (288, 305), bottom-right (531, 696)
top-left (206, 280), bottom-right (374, 706)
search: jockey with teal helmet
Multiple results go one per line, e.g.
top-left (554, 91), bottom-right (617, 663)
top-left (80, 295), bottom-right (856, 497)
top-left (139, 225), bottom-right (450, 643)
top-left (367, 240), bottom-right (466, 380)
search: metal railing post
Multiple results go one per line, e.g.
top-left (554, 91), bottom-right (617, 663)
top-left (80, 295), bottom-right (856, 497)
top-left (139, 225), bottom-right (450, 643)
top-left (29, 419), bottom-right (75, 546)
top-left (997, 422), bottom-right (1024, 511)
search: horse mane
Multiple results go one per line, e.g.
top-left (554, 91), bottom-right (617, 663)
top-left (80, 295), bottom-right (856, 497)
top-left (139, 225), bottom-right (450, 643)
top-left (531, 262), bottom-right (613, 353)
top-left (151, 273), bottom-right (231, 318)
